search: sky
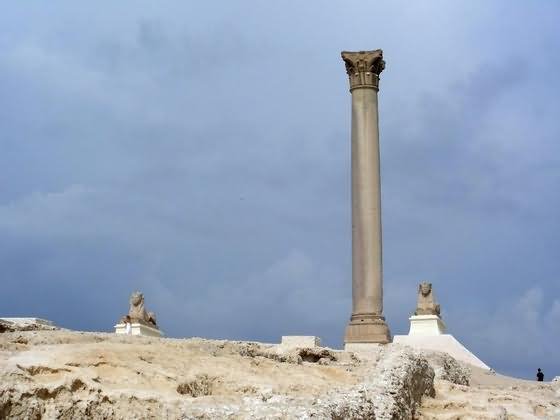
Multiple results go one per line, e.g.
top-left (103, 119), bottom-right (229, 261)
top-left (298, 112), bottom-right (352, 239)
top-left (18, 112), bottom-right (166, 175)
top-left (1, 1), bottom-right (559, 379)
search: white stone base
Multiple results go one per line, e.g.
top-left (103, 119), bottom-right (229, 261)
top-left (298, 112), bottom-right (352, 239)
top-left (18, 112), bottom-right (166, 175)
top-left (408, 315), bottom-right (446, 336)
top-left (281, 336), bottom-right (321, 349)
top-left (114, 323), bottom-right (163, 337)
top-left (393, 334), bottom-right (490, 370)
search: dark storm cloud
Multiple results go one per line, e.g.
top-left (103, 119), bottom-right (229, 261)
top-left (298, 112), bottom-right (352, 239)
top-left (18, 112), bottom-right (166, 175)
top-left (1, 1), bottom-right (559, 379)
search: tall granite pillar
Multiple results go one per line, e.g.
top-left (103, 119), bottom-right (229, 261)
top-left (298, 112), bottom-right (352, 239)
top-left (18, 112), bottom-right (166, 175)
top-left (342, 49), bottom-right (391, 345)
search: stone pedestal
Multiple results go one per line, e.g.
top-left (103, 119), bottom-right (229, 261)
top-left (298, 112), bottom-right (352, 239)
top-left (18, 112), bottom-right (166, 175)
top-left (341, 49), bottom-right (391, 345)
top-left (408, 315), bottom-right (446, 336)
top-left (114, 322), bottom-right (163, 337)
top-left (393, 312), bottom-right (489, 370)
top-left (344, 314), bottom-right (391, 346)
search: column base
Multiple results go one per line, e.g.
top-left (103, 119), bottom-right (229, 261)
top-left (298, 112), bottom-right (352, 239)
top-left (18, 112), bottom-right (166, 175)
top-left (344, 314), bottom-right (391, 344)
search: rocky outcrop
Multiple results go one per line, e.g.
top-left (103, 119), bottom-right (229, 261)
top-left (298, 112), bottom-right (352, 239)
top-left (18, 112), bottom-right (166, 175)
top-left (7, 331), bottom-right (557, 419)
top-left (421, 350), bottom-right (471, 386)
top-left (419, 376), bottom-right (560, 419)
top-left (0, 319), bottom-right (14, 333)
top-left (311, 346), bottom-right (435, 419)
top-left (0, 331), bottom-right (440, 419)
top-left (3, 331), bottom-right (558, 419)
top-left (0, 318), bottom-right (57, 333)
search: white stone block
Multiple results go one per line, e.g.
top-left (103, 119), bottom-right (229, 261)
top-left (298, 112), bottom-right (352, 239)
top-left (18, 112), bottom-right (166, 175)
top-left (114, 323), bottom-right (163, 338)
top-left (408, 315), bottom-right (446, 336)
top-left (281, 336), bottom-right (321, 349)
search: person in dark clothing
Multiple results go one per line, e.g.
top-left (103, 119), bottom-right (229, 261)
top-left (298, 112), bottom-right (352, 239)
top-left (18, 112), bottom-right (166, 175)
top-left (537, 368), bottom-right (544, 381)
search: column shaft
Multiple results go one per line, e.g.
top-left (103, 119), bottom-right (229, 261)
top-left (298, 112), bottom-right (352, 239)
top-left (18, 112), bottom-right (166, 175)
top-left (341, 49), bottom-right (391, 345)
top-left (351, 87), bottom-right (383, 316)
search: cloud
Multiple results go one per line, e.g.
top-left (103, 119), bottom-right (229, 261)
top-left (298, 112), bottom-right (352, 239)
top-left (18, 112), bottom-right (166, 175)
top-left (446, 287), bottom-right (560, 378)
top-left (0, 1), bottom-right (559, 379)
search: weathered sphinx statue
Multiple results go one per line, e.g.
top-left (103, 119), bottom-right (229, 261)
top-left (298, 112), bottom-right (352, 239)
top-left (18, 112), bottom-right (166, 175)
top-left (121, 291), bottom-right (157, 327)
top-left (414, 282), bottom-right (441, 316)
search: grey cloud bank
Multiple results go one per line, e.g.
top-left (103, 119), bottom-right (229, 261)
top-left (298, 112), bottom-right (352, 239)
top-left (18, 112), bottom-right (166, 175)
top-left (1, 1), bottom-right (559, 379)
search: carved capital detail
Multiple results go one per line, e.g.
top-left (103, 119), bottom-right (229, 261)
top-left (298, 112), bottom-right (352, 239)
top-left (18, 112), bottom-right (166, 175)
top-left (341, 49), bottom-right (385, 91)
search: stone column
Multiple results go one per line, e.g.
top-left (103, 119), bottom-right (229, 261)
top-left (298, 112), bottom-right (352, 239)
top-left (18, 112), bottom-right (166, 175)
top-left (342, 49), bottom-right (391, 345)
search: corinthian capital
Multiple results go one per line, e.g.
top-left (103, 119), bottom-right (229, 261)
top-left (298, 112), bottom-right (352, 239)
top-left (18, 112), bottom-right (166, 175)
top-left (341, 49), bottom-right (385, 91)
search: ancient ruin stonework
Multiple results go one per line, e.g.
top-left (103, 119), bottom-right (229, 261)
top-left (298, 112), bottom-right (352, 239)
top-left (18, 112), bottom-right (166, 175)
top-left (341, 49), bottom-right (385, 91)
top-left (342, 49), bottom-right (391, 345)
top-left (121, 291), bottom-right (157, 327)
top-left (414, 282), bottom-right (441, 316)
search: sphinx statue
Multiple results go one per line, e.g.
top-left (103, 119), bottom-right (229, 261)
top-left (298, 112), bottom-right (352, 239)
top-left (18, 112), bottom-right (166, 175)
top-left (121, 291), bottom-right (157, 327)
top-left (414, 282), bottom-right (441, 317)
